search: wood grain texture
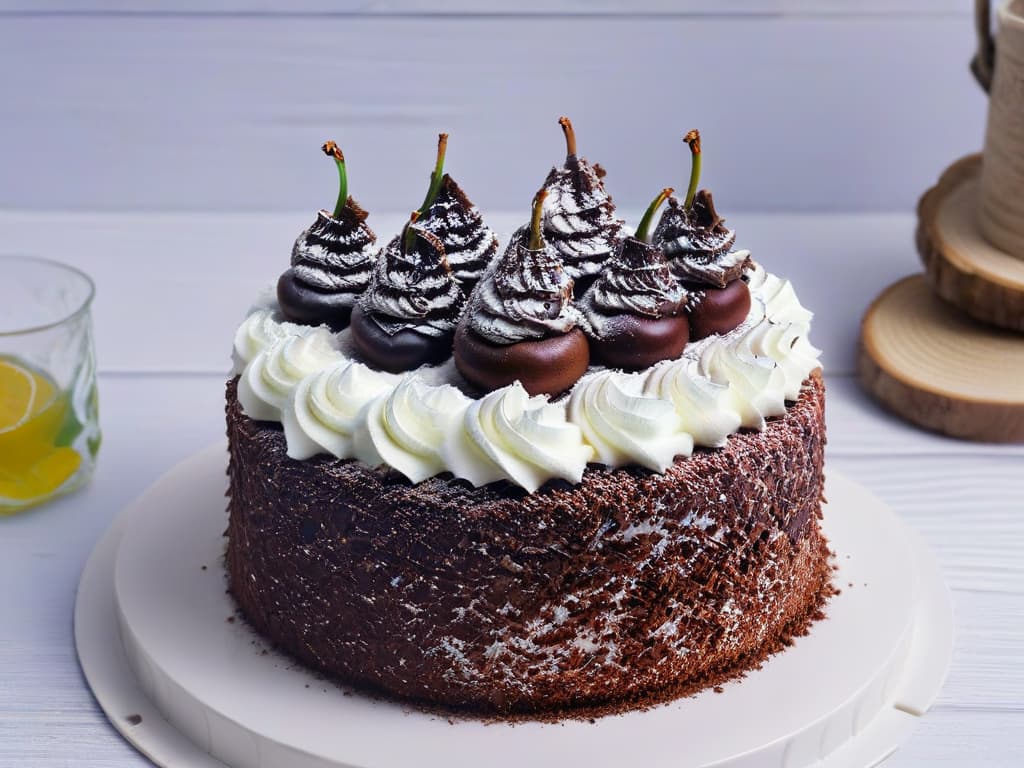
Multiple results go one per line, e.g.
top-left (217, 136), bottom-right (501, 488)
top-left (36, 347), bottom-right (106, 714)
top-left (0, 13), bottom-right (985, 213)
top-left (859, 275), bottom-right (1024, 443)
top-left (918, 154), bottom-right (1024, 331)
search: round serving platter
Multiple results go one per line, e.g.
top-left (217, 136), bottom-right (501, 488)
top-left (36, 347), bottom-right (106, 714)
top-left (75, 442), bottom-right (953, 768)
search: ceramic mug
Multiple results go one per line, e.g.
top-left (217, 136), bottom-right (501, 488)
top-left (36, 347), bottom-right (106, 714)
top-left (977, 0), bottom-right (1024, 260)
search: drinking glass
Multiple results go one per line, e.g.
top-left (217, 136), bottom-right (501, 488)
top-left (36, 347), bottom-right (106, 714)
top-left (0, 255), bottom-right (100, 514)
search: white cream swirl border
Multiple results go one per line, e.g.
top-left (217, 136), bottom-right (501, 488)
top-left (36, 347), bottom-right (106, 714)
top-left (233, 264), bottom-right (821, 492)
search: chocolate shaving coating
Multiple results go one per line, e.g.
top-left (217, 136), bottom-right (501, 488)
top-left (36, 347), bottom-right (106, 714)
top-left (225, 372), bottom-right (832, 717)
top-left (463, 229), bottom-right (582, 345)
top-left (653, 190), bottom-right (751, 289)
top-left (358, 228), bottom-right (465, 337)
top-left (579, 237), bottom-right (687, 337)
top-left (290, 199), bottom-right (377, 299)
top-left (417, 175), bottom-right (499, 292)
top-left (535, 156), bottom-right (624, 282)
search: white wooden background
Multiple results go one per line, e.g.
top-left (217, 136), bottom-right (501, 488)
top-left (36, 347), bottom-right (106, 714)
top-left (0, 1), bottom-right (989, 213)
top-left (1, 2), bottom-right (1023, 767)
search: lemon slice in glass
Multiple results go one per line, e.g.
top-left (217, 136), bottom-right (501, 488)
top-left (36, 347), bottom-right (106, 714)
top-left (0, 358), bottom-right (82, 511)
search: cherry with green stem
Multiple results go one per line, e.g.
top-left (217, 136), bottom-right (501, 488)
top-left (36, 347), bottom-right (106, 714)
top-left (416, 133), bottom-right (449, 218)
top-left (321, 141), bottom-right (349, 219)
top-left (402, 210), bottom-right (422, 254)
top-left (558, 116), bottom-right (577, 159)
top-left (635, 187), bottom-right (674, 244)
top-left (527, 189), bottom-right (548, 251)
top-left (683, 129), bottom-right (702, 210)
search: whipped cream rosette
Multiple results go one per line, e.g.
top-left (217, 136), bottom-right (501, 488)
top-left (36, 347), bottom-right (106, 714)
top-left (237, 327), bottom-right (345, 422)
top-left (445, 382), bottom-right (593, 493)
top-left (568, 369), bottom-right (694, 472)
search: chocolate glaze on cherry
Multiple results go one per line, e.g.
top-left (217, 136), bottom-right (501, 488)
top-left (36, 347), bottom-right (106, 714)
top-left (590, 313), bottom-right (690, 371)
top-left (454, 323), bottom-right (590, 398)
top-left (277, 269), bottom-right (357, 329)
top-left (350, 303), bottom-right (455, 373)
top-left (688, 279), bottom-right (751, 340)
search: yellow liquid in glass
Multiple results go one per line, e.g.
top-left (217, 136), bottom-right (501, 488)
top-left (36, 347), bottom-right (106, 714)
top-left (0, 357), bottom-right (82, 512)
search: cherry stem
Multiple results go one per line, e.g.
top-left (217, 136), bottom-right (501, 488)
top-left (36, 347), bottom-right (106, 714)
top-left (528, 189), bottom-right (548, 251)
top-left (635, 188), bottom-right (674, 243)
top-left (416, 133), bottom-right (449, 218)
top-left (322, 141), bottom-right (348, 219)
top-left (558, 116), bottom-right (577, 159)
top-left (683, 129), bottom-right (702, 210)
top-left (402, 210), bottom-right (422, 254)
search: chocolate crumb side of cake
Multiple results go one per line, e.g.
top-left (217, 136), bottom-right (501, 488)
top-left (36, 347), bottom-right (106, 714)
top-left (225, 371), bottom-right (832, 717)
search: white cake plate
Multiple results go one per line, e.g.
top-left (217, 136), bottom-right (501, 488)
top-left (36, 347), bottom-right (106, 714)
top-left (75, 443), bottom-right (953, 768)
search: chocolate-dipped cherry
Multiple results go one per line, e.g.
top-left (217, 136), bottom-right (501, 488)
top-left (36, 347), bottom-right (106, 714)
top-left (688, 279), bottom-right (752, 340)
top-left (277, 141), bottom-right (377, 328)
top-left (410, 134), bottom-right (499, 292)
top-left (652, 129), bottom-right (752, 339)
top-left (580, 188), bottom-right (690, 370)
top-left (653, 130), bottom-right (752, 288)
top-left (455, 189), bottom-right (589, 397)
top-left (350, 214), bottom-right (465, 373)
top-left (514, 116), bottom-right (623, 296)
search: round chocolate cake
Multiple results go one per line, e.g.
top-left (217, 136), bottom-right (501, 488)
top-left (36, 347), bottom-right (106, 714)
top-left (226, 125), bottom-right (831, 717)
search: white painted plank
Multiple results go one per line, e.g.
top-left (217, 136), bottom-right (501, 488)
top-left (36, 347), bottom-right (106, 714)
top-left (0, 14), bottom-right (986, 212)
top-left (785, 1), bottom-right (970, 15)
top-left (825, 377), bottom-right (1024, 459)
top-left (0, 2), bottom-right (974, 18)
top-left (0, 1), bottom-right (777, 17)
top-left (0, 210), bottom-right (928, 377)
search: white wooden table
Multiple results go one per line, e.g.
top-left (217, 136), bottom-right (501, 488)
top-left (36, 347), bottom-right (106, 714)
top-left (1, 211), bottom-right (1021, 767)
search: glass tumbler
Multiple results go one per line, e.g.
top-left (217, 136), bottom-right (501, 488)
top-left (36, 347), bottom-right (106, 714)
top-left (0, 255), bottom-right (100, 514)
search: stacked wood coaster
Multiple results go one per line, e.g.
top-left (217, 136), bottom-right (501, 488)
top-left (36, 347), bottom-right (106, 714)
top-left (860, 1), bottom-right (1024, 443)
top-left (859, 154), bottom-right (1024, 443)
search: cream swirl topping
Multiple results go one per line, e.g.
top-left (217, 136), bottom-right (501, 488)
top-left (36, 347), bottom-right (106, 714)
top-left (748, 266), bottom-right (814, 329)
top-left (695, 317), bottom-right (789, 431)
top-left (232, 308), bottom-right (323, 375)
top-left (353, 377), bottom-right (471, 483)
top-left (643, 357), bottom-right (742, 448)
top-left (232, 262), bottom-right (820, 491)
top-left (568, 370), bottom-right (693, 471)
top-left (237, 327), bottom-right (344, 422)
top-left (281, 360), bottom-right (399, 460)
top-left (446, 383), bottom-right (593, 493)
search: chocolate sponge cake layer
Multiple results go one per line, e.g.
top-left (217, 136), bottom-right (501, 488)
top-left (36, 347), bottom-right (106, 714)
top-left (225, 372), bottom-right (831, 716)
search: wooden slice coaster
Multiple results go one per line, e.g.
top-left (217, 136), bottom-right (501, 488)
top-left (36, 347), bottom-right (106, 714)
top-left (859, 274), bottom-right (1024, 443)
top-left (917, 154), bottom-right (1024, 332)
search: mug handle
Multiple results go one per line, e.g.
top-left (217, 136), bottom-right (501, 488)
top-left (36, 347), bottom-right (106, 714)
top-left (972, 0), bottom-right (995, 92)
